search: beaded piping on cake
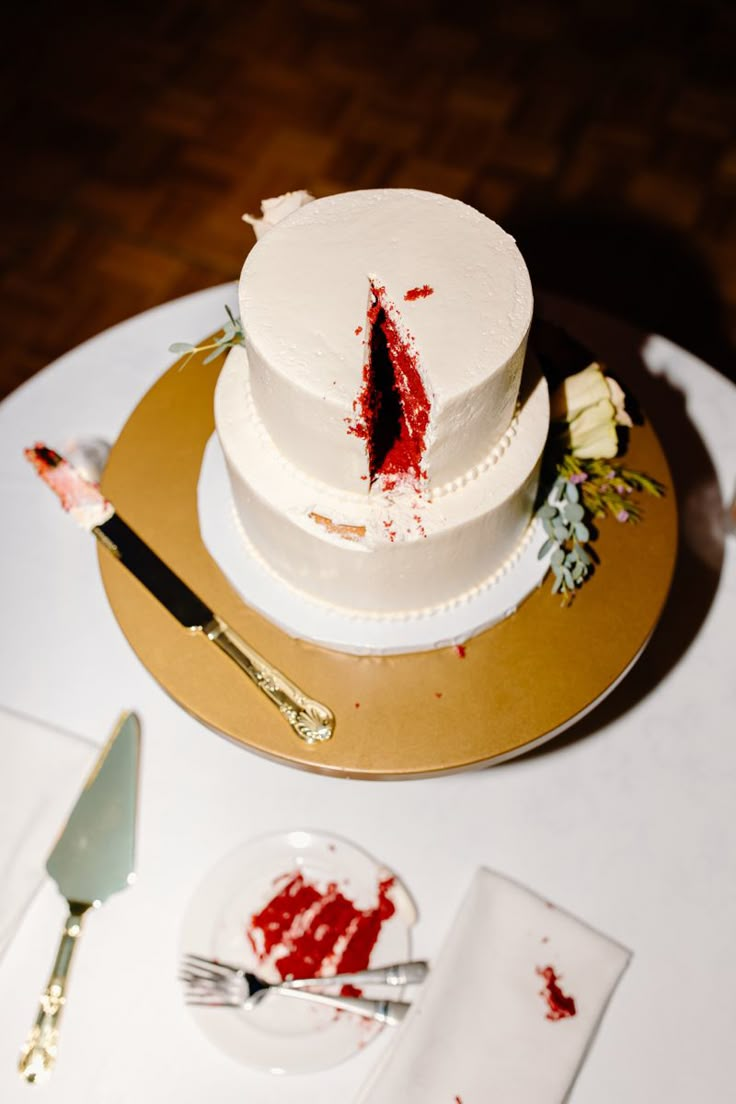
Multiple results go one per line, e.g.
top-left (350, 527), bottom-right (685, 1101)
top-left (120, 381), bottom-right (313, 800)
top-left (239, 350), bottom-right (521, 512)
top-left (228, 499), bottom-right (541, 623)
top-left (425, 417), bottom-right (519, 501)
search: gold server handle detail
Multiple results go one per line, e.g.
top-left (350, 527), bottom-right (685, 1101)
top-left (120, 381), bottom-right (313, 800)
top-left (205, 617), bottom-right (335, 744)
top-left (18, 902), bottom-right (89, 1084)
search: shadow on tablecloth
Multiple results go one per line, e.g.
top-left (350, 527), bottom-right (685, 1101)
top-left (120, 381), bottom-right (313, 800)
top-left (515, 296), bottom-right (726, 760)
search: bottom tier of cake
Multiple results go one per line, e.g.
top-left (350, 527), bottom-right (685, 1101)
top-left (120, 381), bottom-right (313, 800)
top-left (214, 345), bottom-right (550, 617)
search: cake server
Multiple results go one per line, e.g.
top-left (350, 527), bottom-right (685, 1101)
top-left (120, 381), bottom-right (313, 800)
top-left (18, 711), bottom-right (140, 1084)
top-left (24, 444), bottom-right (334, 745)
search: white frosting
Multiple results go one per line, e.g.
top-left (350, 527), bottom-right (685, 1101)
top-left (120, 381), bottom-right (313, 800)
top-left (215, 345), bottom-right (549, 614)
top-left (239, 189), bottom-right (533, 494)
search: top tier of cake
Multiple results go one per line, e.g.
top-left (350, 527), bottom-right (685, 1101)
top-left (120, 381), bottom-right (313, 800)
top-left (239, 188), bottom-right (533, 495)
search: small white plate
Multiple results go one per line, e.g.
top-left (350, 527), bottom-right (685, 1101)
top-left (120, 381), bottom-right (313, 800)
top-left (180, 830), bottom-right (417, 1074)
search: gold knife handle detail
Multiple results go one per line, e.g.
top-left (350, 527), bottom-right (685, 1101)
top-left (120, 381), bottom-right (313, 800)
top-left (205, 617), bottom-right (335, 744)
top-left (18, 902), bottom-right (89, 1084)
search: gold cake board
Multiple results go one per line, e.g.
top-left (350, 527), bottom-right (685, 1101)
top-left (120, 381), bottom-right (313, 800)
top-left (98, 341), bottom-right (677, 780)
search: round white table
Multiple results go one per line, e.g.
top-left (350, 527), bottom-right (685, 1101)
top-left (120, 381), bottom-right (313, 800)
top-left (0, 286), bottom-right (734, 1102)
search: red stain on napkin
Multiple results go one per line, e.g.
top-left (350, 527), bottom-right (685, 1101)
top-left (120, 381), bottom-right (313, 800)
top-left (537, 965), bottom-right (577, 1021)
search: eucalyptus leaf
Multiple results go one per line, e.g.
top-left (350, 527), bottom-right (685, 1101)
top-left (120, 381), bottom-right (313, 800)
top-left (564, 502), bottom-right (585, 523)
top-left (170, 306), bottom-right (245, 368)
top-left (565, 481), bottom-right (580, 504)
top-left (538, 537), bottom-right (555, 559)
top-left (574, 522), bottom-right (590, 542)
top-left (203, 348), bottom-right (225, 364)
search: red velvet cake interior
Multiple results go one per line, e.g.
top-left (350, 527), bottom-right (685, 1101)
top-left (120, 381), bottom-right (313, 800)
top-left (349, 282), bottom-right (431, 486)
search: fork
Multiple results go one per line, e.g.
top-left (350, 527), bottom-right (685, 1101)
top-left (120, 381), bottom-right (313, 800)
top-left (180, 954), bottom-right (428, 1025)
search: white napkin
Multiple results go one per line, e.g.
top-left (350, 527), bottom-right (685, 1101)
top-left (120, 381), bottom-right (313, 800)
top-left (0, 707), bottom-right (98, 961)
top-left (357, 867), bottom-right (631, 1104)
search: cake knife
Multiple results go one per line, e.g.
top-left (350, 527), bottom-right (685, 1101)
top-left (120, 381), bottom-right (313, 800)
top-left (18, 711), bottom-right (140, 1083)
top-left (24, 444), bottom-right (334, 744)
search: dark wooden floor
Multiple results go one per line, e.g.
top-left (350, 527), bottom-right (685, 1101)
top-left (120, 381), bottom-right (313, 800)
top-left (2, 0), bottom-right (735, 400)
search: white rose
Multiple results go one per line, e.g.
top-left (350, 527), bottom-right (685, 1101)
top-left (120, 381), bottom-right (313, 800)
top-left (605, 375), bottom-right (633, 427)
top-left (550, 361), bottom-right (632, 458)
top-left (563, 400), bottom-right (619, 459)
top-left (550, 362), bottom-right (611, 422)
top-left (242, 190), bottom-right (315, 239)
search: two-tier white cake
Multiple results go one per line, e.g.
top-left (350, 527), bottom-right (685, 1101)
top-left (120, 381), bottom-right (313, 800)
top-left (214, 188), bottom-right (550, 617)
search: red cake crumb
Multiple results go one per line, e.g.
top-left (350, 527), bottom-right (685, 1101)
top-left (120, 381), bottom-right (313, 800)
top-left (537, 965), bottom-right (577, 1021)
top-left (355, 325), bottom-right (363, 335)
top-left (404, 284), bottom-right (434, 301)
top-left (454, 644), bottom-right (466, 658)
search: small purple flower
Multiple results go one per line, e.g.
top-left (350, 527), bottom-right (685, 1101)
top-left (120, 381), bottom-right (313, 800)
top-left (616, 509), bottom-right (630, 523)
top-left (569, 473), bottom-right (588, 484)
top-left (615, 483), bottom-right (626, 494)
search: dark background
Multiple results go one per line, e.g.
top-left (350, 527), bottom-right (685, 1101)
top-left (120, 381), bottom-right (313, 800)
top-left (2, 0), bottom-right (735, 399)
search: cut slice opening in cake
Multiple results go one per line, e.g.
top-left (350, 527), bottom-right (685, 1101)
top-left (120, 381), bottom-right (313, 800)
top-left (349, 281), bottom-right (431, 487)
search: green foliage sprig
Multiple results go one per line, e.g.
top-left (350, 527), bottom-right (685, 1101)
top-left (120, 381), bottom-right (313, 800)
top-left (169, 306), bottom-right (245, 368)
top-left (537, 455), bottom-right (665, 603)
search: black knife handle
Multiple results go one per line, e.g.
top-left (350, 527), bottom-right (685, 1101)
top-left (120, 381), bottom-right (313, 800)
top-left (96, 514), bottom-right (213, 629)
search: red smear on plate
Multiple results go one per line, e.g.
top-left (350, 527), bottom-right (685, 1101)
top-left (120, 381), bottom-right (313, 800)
top-left (247, 871), bottom-right (396, 982)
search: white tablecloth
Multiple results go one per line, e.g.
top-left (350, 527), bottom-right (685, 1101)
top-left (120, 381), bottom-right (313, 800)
top-left (0, 286), bottom-right (734, 1102)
